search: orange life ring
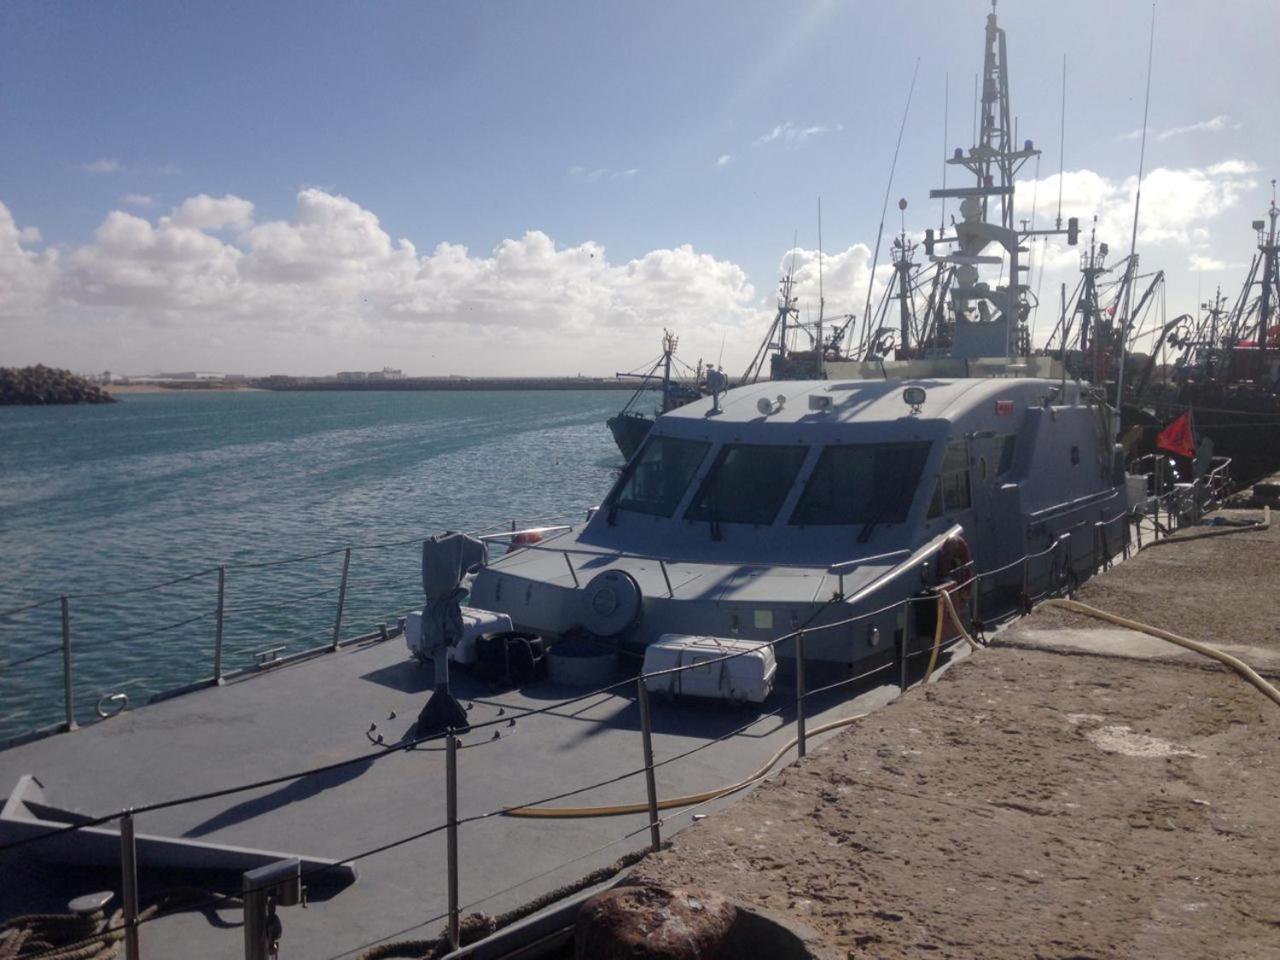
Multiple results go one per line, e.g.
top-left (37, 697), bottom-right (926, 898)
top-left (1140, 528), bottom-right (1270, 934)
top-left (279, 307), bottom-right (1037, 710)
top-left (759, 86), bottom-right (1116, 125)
top-left (936, 535), bottom-right (974, 635)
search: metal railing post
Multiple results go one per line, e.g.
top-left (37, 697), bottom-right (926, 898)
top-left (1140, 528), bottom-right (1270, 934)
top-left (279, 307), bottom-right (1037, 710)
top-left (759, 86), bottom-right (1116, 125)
top-left (60, 596), bottom-right (76, 731)
top-left (794, 632), bottom-right (807, 759)
top-left (446, 733), bottom-right (460, 950)
top-left (637, 678), bottom-right (661, 852)
top-left (968, 566), bottom-right (979, 632)
top-left (563, 553), bottom-right (581, 589)
top-left (332, 548), bottom-right (351, 652)
top-left (214, 566), bottom-right (226, 684)
top-left (121, 810), bottom-right (140, 960)
top-left (897, 600), bottom-right (912, 693)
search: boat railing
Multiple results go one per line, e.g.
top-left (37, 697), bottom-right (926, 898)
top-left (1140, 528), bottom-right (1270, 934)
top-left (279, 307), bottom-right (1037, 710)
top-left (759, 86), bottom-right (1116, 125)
top-left (0, 479), bottom-right (1250, 959)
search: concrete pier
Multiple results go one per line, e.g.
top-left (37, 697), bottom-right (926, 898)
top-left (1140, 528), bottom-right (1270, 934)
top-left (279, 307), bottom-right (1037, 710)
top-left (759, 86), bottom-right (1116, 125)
top-left (628, 483), bottom-right (1280, 959)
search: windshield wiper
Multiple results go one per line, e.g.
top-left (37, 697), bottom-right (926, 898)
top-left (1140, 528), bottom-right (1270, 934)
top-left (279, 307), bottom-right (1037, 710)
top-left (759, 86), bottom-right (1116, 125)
top-left (857, 501), bottom-right (891, 543)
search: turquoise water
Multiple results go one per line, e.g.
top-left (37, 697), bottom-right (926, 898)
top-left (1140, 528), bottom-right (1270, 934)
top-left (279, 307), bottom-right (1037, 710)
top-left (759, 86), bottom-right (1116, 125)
top-left (0, 390), bottom-right (624, 739)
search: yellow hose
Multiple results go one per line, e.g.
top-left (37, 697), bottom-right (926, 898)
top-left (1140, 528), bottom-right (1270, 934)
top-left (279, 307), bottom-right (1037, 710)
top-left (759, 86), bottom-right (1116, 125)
top-left (1043, 598), bottom-right (1280, 709)
top-left (923, 593), bottom-right (946, 679)
top-left (503, 712), bottom-right (868, 819)
top-left (925, 588), bottom-right (983, 681)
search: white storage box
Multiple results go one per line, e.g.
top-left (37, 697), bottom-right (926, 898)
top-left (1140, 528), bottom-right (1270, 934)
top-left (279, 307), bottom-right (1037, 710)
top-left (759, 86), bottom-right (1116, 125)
top-left (405, 607), bottom-right (514, 665)
top-left (642, 634), bottom-right (777, 704)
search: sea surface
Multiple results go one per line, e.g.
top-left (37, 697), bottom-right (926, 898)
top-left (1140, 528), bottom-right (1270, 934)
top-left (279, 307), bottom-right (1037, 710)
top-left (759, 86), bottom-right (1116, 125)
top-left (0, 390), bottom-right (625, 740)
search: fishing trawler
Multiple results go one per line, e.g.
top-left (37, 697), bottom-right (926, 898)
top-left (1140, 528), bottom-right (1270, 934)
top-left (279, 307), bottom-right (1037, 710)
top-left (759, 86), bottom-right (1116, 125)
top-left (606, 331), bottom-right (705, 460)
top-left (1147, 191), bottom-right (1280, 481)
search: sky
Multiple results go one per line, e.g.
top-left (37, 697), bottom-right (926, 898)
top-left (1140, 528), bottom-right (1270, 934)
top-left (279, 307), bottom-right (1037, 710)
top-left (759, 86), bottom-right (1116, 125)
top-left (1, 0), bottom-right (1277, 377)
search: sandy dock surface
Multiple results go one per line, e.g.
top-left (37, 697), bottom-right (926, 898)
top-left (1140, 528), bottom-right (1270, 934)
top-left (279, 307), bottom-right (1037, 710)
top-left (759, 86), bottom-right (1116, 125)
top-left (628, 499), bottom-right (1280, 958)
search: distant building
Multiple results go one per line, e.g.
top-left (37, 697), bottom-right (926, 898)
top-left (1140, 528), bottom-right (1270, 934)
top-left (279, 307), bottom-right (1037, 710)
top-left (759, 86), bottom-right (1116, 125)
top-left (336, 371), bottom-right (368, 382)
top-left (367, 367), bottom-right (404, 382)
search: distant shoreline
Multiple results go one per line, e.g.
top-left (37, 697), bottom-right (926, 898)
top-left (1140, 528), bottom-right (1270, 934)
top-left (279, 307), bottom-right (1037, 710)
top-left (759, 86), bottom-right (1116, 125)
top-left (103, 377), bottom-right (691, 394)
top-left (106, 384), bottom-right (264, 395)
top-left (256, 377), bottom-right (641, 392)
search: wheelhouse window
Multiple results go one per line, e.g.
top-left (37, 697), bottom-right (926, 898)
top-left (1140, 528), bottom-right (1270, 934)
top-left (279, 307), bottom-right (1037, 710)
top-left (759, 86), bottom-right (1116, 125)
top-left (608, 436), bottom-right (709, 518)
top-left (685, 444), bottom-right (809, 526)
top-left (789, 441), bottom-right (931, 526)
top-left (939, 440), bottom-right (972, 512)
top-left (997, 435), bottom-right (1018, 475)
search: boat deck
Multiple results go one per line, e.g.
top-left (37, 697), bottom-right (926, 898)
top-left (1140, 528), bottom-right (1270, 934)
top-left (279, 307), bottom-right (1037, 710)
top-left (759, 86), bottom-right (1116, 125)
top-left (0, 631), bottom-right (933, 959)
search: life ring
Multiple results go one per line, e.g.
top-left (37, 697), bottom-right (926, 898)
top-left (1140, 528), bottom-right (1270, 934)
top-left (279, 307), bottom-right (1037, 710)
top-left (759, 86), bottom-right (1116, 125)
top-left (935, 535), bottom-right (974, 635)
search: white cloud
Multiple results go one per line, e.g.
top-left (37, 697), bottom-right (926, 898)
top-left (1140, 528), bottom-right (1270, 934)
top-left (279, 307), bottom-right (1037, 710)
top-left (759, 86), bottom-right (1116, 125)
top-left (121, 194), bottom-right (158, 208)
top-left (169, 194), bottom-right (255, 230)
top-left (716, 154), bottom-right (733, 167)
top-left (754, 121), bottom-right (843, 146)
top-left (567, 165), bottom-right (639, 183)
top-left (1125, 114), bottom-right (1240, 142)
top-left (11, 188), bottom-right (758, 373)
top-left (81, 158), bottom-right (120, 174)
top-left (1018, 158), bottom-right (1257, 251)
top-left (0, 202), bottom-right (59, 318)
top-left (1188, 254), bottom-right (1228, 272)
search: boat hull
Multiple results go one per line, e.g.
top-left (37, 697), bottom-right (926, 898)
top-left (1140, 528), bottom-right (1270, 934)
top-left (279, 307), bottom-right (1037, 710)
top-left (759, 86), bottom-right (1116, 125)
top-left (606, 411), bottom-right (653, 461)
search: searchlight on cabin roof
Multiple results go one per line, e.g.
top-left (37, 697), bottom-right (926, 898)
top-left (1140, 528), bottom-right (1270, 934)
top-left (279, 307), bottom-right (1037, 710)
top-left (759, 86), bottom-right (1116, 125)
top-left (902, 386), bottom-right (926, 413)
top-left (757, 395), bottom-right (786, 416)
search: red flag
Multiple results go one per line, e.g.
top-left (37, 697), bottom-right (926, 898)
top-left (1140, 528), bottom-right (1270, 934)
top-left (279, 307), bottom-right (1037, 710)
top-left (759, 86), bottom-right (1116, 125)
top-left (1156, 410), bottom-right (1195, 458)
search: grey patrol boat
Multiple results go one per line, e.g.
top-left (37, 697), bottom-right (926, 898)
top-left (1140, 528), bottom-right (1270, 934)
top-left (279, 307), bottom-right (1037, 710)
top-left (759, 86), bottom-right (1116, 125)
top-left (466, 0), bottom-right (1133, 676)
top-left (470, 373), bottom-right (1132, 675)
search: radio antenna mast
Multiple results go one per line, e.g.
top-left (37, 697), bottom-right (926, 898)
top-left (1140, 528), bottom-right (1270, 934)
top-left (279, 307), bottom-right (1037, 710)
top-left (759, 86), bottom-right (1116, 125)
top-left (856, 56), bottom-right (921, 357)
top-left (1113, 4), bottom-right (1156, 432)
top-left (817, 198), bottom-right (825, 380)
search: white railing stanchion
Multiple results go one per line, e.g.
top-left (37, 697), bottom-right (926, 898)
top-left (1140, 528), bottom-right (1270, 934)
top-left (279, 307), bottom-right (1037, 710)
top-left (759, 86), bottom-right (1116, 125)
top-left (794, 632), bottom-right (808, 758)
top-left (446, 733), bottom-right (460, 950)
top-left (214, 565), bottom-right (226, 684)
top-left (332, 548), bottom-right (351, 652)
top-left (60, 596), bottom-right (76, 732)
top-left (637, 678), bottom-right (662, 852)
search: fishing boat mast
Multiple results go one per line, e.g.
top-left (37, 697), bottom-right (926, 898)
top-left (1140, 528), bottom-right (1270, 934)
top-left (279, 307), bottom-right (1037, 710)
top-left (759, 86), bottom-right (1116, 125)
top-left (1253, 182), bottom-right (1279, 361)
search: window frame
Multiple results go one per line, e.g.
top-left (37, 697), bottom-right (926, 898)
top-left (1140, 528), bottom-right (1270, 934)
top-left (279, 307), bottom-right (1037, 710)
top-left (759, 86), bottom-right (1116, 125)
top-left (684, 442), bottom-right (811, 527)
top-left (787, 440), bottom-right (933, 528)
top-left (606, 434), bottom-right (711, 519)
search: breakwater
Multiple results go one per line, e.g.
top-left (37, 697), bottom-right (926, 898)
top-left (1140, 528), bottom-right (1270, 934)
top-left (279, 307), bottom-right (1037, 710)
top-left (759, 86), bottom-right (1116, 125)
top-left (0, 365), bottom-right (115, 405)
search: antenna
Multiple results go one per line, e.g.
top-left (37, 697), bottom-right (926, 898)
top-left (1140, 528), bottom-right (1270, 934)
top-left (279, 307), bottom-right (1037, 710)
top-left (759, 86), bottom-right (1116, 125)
top-left (940, 72), bottom-right (949, 234)
top-left (971, 73), bottom-right (978, 150)
top-left (1056, 55), bottom-right (1066, 229)
top-left (817, 197), bottom-right (825, 380)
top-left (1113, 3), bottom-right (1156, 434)
top-left (857, 56), bottom-right (921, 357)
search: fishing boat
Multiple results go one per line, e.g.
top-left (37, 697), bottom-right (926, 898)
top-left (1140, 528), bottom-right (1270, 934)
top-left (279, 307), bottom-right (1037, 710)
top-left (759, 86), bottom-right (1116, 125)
top-left (1144, 190), bottom-right (1280, 482)
top-left (606, 330), bottom-right (705, 460)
